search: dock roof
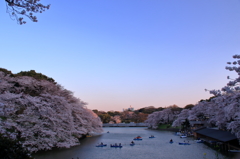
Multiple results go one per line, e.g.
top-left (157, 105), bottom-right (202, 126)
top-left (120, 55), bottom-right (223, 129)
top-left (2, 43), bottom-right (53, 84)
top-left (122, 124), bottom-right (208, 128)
top-left (194, 128), bottom-right (237, 142)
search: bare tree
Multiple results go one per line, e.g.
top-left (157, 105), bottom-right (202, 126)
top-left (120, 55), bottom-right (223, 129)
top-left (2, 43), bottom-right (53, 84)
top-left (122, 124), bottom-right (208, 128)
top-left (5, 0), bottom-right (50, 24)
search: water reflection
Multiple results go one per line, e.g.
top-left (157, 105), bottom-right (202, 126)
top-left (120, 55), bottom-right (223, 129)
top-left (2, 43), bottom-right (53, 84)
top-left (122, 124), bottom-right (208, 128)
top-left (34, 127), bottom-right (237, 159)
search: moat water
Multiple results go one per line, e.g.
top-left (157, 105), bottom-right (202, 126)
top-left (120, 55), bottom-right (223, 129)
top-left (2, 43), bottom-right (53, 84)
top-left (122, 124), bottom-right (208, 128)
top-left (33, 127), bottom-right (238, 159)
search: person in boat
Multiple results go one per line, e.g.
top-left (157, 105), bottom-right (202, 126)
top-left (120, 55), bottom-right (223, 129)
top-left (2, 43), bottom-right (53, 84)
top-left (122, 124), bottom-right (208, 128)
top-left (170, 139), bottom-right (173, 142)
top-left (119, 143), bottom-right (121, 146)
top-left (100, 142), bottom-right (103, 145)
top-left (131, 141), bottom-right (135, 144)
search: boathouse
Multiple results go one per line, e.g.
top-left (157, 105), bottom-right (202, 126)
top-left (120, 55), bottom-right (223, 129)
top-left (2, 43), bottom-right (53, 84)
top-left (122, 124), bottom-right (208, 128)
top-left (194, 127), bottom-right (240, 152)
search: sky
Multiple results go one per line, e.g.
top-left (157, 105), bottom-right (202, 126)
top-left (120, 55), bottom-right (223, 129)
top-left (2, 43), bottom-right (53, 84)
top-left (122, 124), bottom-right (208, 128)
top-left (1, 0), bottom-right (240, 112)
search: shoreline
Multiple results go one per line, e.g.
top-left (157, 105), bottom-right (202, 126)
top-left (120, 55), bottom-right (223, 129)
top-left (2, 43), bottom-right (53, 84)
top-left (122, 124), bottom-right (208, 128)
top-left (147, 127), bottom-right (179, 132)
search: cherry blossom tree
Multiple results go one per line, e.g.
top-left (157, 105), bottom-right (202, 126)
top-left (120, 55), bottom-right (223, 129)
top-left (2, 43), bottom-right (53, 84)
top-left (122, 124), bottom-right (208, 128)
top-left (109, 115), bottom-right (121, 124)
top-left (5, 0), bottom-right (50, 24)
top-left (206, 55), bottom-right (240, 138)
top-left (188, 101), bottom-right (209, 121)
top-left (171, 55), bottom-right (240, 140)
top-left (172, 109), bottom-right (190, 127)
top-left (145, 108), bottom-right (174, 129)
top-left (0, 69), bottom-right (103, 152)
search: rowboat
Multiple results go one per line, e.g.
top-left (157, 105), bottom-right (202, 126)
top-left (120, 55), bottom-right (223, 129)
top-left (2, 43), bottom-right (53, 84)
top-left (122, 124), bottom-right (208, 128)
top-left (130, 143), bottom-right (135, 146)
top-left (133, 138), bottom-right (142, 140)
top-left (149, 136), bottom-right (155, 138)
top-left (169, 141), bottom-right (173, 144)
top-left (96, 144), bottom-right (107, 147)
top-left (180, 135), bottom-right (187, 138)
top-left (195, 140), bottom-right (204, 143)
top-left (179, 142), bottom-right (190, 145)
top-left (110, 145), bottom-right (123, 148)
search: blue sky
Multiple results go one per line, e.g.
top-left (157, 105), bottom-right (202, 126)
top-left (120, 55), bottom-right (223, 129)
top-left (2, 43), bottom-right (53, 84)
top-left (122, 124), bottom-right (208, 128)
top-left (1, 0), bottom-right (240, 111)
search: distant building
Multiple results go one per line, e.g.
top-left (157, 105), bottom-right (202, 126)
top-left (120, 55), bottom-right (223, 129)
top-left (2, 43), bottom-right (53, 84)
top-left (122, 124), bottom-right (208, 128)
top-left (123, 105), bottom-right (134, 112)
